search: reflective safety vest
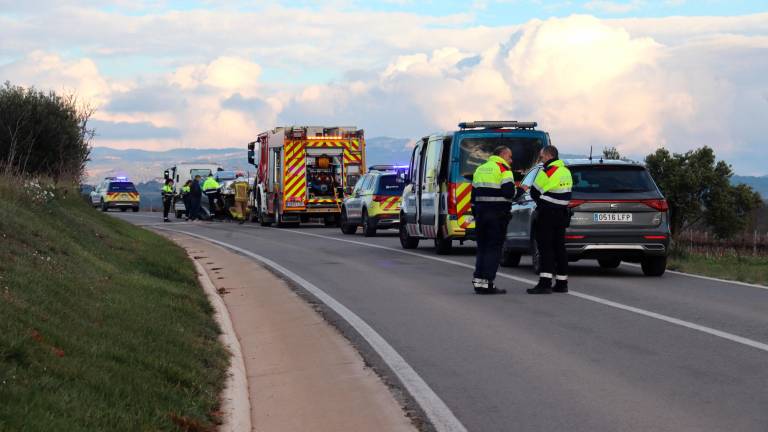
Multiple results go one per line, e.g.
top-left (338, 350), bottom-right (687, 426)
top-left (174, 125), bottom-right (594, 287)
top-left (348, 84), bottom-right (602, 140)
top-left (232, 181), bottom-right (248, 202)
top-left (202, 177), bottom-right (220, 192)
top-left (161, 184), bottom-right (173, 196)
top-left (471, 155), bottom-right (516, 211)
top-left (532, 159), bottom-right (572, 208)
top-left (182, 185), bottom-right (191, 193)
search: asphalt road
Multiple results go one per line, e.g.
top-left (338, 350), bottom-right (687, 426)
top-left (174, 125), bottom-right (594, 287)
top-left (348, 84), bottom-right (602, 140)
top-left (116, 212), bottom-right (768, 432)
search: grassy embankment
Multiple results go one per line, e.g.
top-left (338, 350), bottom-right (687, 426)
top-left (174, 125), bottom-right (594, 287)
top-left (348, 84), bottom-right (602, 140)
top-left (0, 180), bottom-right (227, 431)
top-left (668, 250), bottom-right (768, 286)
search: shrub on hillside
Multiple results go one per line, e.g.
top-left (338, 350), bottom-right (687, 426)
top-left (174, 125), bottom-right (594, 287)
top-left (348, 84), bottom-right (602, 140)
top-left (0, 82), bottom-right (93, 181)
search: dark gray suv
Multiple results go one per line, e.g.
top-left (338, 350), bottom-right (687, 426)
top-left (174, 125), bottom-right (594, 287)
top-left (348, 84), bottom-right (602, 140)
top-left (502, 159), bottom-right (670, 276)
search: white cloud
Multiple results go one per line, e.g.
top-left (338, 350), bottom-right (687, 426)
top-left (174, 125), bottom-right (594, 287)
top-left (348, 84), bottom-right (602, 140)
top-left (1, 7), bottom-right (767, 173)
top-left (584, 0), bottom-right (644, 14)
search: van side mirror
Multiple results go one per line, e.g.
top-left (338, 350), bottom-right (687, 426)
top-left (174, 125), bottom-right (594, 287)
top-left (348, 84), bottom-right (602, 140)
top-left (247, 149), bottom-right (255, 165)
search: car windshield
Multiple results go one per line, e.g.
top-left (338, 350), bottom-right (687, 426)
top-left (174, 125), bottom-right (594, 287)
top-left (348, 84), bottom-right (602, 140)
top-left (215, 171), bottom-right (236, 181)
top-left (457, 136), bottom-right (544, 181)
top-left (108, 182), bottom-right (136, 192)
top-left (571, 166), bottom-right (655, 193)
top-left (375, 174), bottom-right (405, 196)
top-left (190, 169), bottom-right (213, 179)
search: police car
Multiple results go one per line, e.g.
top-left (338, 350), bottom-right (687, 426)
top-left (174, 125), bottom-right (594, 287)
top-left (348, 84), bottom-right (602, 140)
top-left (340, 165), bottom-right (407, 236)
top-left (90, 177), bottom-right (140, 212)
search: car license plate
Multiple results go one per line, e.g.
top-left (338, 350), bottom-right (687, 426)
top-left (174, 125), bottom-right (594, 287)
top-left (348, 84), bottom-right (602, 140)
top-left (119, 193), bottom-right (129, 200)
top-left (593, 213), bottom-right (633, 223)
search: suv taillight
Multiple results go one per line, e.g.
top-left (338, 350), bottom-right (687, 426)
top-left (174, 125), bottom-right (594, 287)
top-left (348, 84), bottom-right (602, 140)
top-left (568, 199), bottom-right (586, 208)
top-left (644, 199), bottom-right (668, 212)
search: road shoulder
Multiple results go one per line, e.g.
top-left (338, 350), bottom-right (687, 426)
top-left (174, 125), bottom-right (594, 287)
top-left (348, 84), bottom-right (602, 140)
top-left (166, 232), bottom-right (417, 432)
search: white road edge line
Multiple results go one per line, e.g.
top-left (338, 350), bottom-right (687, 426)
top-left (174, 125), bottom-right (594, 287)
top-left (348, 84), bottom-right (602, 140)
top-left (276, 228), bottom-right (768, 355)
top-left (157, 227), bottom-right (468, 432)
top-left (622, 262), bottom-right (768, 290)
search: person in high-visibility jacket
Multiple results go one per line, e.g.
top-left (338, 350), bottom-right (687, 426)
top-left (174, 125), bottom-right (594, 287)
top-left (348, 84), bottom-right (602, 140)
top-left (528, 145), bottom-right (573, 294)
top-left (229, 174), bottom-right (249, 224)
top-left (161, 178), bottom-right (174, 222)
top-left (471, 146), bottom-right (517, 295)
top-left (181, 180), bottom-right (192, 220)
top-left (202, 175), bottom-right (221, 220)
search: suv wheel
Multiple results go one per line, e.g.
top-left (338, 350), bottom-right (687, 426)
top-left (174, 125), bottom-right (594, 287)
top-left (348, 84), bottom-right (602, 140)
top-left (641, 256), bottom-right (667, 276)
top-left (501, 249), bottom-right (521, 267)
top-left (362, 212), bottom-right (376, 237)
top-left (399, 217), bottom-right (419, 249)
top-left (340, 208), bottom-right (357, 235)
top-left (530, 237), bottom-right (541, 274)
top-left (598, 258), bottom-right (621, 269)
top-left (101, 200), bottom-right (108, 212)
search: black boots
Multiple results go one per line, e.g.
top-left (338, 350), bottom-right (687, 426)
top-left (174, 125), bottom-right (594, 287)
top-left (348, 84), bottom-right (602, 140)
top-left (473, 279), bottom-right (507, 295)
top-left (553, 279), bottom-right (568, 293)
top-left (527, 277), bottom-right (552, 294)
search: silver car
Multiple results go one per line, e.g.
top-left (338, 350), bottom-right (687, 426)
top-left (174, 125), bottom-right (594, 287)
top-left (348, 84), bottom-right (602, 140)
top-left (502, 159), bottom-right (671, 276)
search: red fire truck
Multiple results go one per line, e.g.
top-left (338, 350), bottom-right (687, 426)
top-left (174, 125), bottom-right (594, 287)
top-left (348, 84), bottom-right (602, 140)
top-left (247, 126), bottom-right (366, 226)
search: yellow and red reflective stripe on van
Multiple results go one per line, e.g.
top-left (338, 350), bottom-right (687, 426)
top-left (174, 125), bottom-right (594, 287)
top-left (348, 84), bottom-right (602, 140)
top-left (447, 182), bottom-right (475, 234)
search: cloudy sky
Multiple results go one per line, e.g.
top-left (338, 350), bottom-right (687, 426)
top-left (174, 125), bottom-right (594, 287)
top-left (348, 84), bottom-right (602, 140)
top-left (1, 1), bottom-right (767, 174)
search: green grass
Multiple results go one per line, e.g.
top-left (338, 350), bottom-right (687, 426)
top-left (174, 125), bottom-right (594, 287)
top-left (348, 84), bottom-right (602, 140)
top-left (668, 251), bottom-right (768, 286)
top-left (0, 182), bottom-right (228, 431)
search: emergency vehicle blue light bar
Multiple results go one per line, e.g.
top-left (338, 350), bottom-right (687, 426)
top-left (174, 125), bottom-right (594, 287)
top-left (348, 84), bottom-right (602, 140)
top-left (458, 121), bottom-right (537, 129)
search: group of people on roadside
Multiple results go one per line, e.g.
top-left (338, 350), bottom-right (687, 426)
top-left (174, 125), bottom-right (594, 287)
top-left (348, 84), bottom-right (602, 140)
top-left (160, 174), bottom-right (250, 224)
top-left (471, 145), bottom-right (573, 296)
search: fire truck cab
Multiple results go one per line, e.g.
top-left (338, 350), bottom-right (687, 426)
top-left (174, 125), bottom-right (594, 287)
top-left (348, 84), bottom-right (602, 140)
top-left (399, 121), bottom-right (549, 254)
top-left (248, 126), bottom-right (366, 226)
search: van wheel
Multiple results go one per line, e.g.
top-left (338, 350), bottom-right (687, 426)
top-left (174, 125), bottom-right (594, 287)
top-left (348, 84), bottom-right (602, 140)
top-left (340, 208), bottom-right (357, 234)
top-left (641, 256), bottom-right (667, 276)
top-left (598, 258), bottom-right (621, 269)
top-left (399, 218), bottom-right (419, 249)
top-left (362, 212), bottom-right (376, 237)
top-left (530, 237), bottom-right (541, 274)
top-left (501, 249), bottom-right (521, 267)
top-left (434, 229), bottom-right (452, 255)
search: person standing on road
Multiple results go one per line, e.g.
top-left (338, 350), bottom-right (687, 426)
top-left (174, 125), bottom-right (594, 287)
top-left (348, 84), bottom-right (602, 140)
top-left (527, 146), bottom-right (573, 294)
top-left (189, 175), bottom-right (203, 221)
top-left (471, 146), bottom-right (517, 295)
top-left (203, 175), bottom-right (221, 220)
top-left (230, 174), bottom-right (249, 224)
top-left (161, 178), bottom-right (174, 222)
top-left (181, 180), bottom-right (192, 220)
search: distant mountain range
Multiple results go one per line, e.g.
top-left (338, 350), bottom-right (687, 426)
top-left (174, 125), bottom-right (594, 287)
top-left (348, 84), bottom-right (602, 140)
top-left (85, 137), bottom-right (413, 185)
top-left (733, 175), bottom-right (768, 200)
top-left (85, 141), bottom-right (766, 200)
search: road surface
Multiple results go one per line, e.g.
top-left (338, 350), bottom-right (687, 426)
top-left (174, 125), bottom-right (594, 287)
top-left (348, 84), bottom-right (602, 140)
top-left (116, 212), bottom-right (768, 432)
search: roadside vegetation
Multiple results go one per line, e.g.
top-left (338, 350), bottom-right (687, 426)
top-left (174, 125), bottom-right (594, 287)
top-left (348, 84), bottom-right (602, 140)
top-left (0, 179), bottom-right (228, 431)
top-left (668, 250), bottom-right (768, 286)
top-left (0, 82), bottom-right (228, 431)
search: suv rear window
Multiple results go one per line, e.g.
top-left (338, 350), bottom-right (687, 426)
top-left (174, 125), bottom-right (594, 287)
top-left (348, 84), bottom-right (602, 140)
top-left (571, 166), bottom-right (655, 193)
top-left (376, 175), bottom-right (405, 196)
top-left (108, 182), bottom-right (137, 192)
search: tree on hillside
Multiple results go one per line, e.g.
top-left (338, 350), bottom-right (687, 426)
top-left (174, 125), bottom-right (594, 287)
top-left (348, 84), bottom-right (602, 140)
top-left (0, 82), bottom-right (94, 181)
top-left (603, 146), bottom-right (622, 160)
top-left (645, 146), bottom-right (763, 239)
